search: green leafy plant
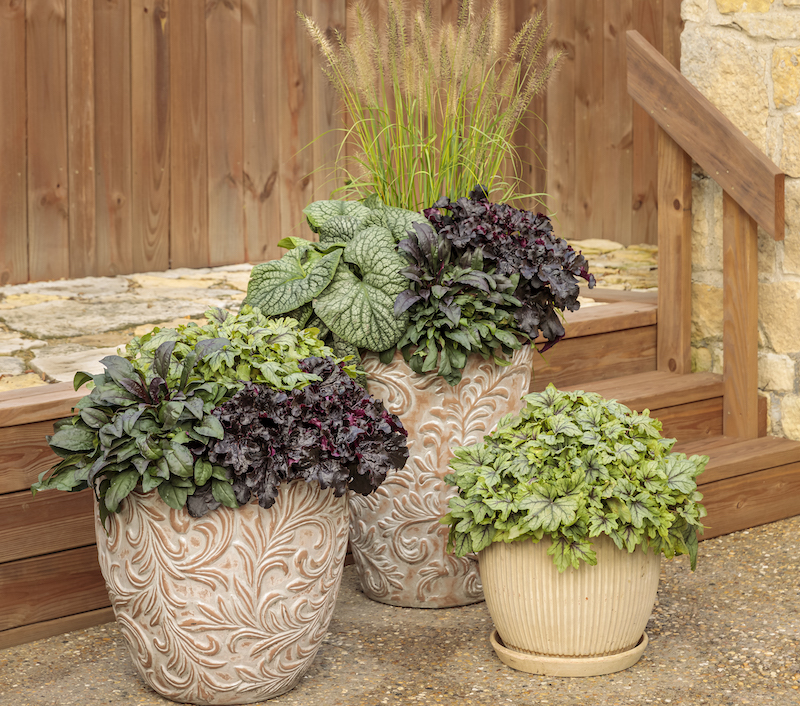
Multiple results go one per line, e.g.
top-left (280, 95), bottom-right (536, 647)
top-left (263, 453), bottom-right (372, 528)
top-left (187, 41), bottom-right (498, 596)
top-left (31, 309), bottom-right (379, 523)
top-left (243, 196), bottom-right (426, 359)
top-left (300, 0), bottom-right (562, 210)
top-left (442, 384), bottom-right (708, 572)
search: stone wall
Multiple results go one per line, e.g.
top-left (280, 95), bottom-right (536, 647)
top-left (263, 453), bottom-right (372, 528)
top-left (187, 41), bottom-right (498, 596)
top-left (681, 0), bottom-right (800, 438)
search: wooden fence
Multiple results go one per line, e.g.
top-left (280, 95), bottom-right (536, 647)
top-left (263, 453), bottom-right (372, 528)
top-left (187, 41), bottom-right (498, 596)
top-left (0, 0), bottom-right (681, 286)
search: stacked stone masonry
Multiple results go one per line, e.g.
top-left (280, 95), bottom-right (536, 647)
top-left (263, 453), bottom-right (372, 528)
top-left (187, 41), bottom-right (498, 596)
top-left (682, 0), bottom-right (800, 438)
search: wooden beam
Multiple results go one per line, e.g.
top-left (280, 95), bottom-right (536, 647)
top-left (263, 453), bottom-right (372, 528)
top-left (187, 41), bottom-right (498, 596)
top-left (0, 607), bottom-right (115, 650)
top-left (0, 382), bottom-right (84, 428)
top-left (656, 128), bottom-right (692, 374)
top-left (627, 29), bottom-right (784, 241)
top-left (722, 192), bottom-right (759, 439)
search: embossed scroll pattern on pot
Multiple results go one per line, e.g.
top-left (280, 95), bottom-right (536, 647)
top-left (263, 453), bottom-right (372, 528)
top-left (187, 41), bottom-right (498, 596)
top-left (95, 483), bottom-right (349, 706)
top-left (350, 346), bottom-right (535, 608)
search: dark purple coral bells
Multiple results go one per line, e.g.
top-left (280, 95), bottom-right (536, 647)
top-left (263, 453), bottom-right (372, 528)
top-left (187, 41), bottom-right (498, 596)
top-left (208, 357), bottom-right (408, 511)
top-left (394, 188), bottom-right (595, 385)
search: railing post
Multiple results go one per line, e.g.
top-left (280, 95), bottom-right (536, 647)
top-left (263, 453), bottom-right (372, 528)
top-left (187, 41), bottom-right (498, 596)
top-left (722, 191), bottom-right (759, 439)
top-left (657, 128), bottom-right (692, 374)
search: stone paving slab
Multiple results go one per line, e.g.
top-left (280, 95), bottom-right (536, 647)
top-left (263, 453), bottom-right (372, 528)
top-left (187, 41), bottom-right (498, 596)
top-left (0, 516), bottom-right (797, 706)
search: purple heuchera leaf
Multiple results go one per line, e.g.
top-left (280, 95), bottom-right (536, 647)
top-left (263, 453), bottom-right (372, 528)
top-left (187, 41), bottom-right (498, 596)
top-left (208, 357), bottom-right (408, 509)
top-left (420, 190), bottom-right (595, 344)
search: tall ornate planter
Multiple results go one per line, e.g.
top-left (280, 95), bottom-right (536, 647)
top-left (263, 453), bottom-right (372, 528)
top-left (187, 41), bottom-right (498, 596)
top-left (481, 535), bottom-right (662, 677)
top-left (95, 482), bottom-right (349, 705)
top-left (349, 347), bottom-right (535, 608)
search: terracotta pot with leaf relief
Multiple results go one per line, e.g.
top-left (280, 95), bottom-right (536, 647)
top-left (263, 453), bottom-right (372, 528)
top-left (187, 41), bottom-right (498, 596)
top-left (33, 316), bottom-right (408, 704)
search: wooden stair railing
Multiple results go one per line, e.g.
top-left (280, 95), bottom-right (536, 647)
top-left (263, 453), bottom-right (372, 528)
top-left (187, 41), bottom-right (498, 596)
top-left (627, 30), bottom-right (785, 440)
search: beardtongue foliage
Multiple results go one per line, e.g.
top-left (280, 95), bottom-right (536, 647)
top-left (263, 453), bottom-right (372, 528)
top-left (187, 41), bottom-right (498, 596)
top-left (208, 357), bottom-right (409, 510)
top-left (32, 310), bottom-right (356, 523)
top-left (442, 384), bottom-right (708, 573)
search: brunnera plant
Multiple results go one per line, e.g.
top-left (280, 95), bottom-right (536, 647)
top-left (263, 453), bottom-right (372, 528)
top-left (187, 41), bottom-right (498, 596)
top-left (300, 0), bottom-right (562, 211)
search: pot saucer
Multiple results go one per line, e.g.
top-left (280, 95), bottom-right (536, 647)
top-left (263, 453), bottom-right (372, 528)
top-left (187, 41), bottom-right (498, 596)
top-left (489, 629), bottom-right (649, 677)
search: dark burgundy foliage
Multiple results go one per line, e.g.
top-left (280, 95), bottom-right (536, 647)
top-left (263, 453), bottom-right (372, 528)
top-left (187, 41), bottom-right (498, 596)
top-left (421, 187), bottom-right (595, 348)
top-left (208, 357), bottom-right (408, 509)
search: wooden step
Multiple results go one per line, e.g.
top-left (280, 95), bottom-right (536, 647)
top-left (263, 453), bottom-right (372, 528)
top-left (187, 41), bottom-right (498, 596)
top-left (560, 370), bottom-right (728, 443)
top-left (672, 435), bottom-right (800, 541)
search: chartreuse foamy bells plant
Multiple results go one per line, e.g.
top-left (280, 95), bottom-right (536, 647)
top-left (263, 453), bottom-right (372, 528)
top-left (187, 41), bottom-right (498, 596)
top-left (442, 384), bottom-right (708, 676)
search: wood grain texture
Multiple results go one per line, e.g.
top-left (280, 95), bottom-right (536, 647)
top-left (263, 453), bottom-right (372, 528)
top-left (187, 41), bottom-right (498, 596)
top-left (563, 370), bottom-right (724, 410)
top-left (0, 488), bottom-right (95, 564)
top-left (94, 0), bottom-right (133, 276)
top-left (131, 0), bottom-right (170, 272)
top-left (700, 462), bottom-right (800, 540)
top-left (657, 128), bottom-right (692, 374)
top-left (0, 0), bottom-right (29, 285)
top-left (242, 0), bottom-right (281, 264)
top-left (169, 0), bottom-right (208, 268)
top-left (630, 1), bottom-right (660, 247)
top-left (649, 397), bottom-right (724, 444)
top-left (277, 0), bottom-right (315, 239)
top-left (0, 544), bottom-right (109, 632)
top-left (573, 0), bottom-right (603, 242)
top-left (26, 0), bottom-right (70, 282)
top-left (0, 607), bottom-right (115, 650)
top-left (0, 420), bottom-right (60, 493)
top-left (677, 435), bottom-right (800, 486)
top-left (310, 0), bottom-right (345, 203)
top-left (66, 0), bottom-right (97, 278)
top-left (546, 300), bottom-right (657, 339)
top-left (602, 0), bottom-right (633, 246)
top-left (206, 0), bottom-right (244, 266)
top-left (627, 29), bottom-right (785, 240)
top-left (530, 325), bottom-right (657, 392)
top-left (0, 382), bottom-right (83, 428)
top-left (546, 0), bottom-right (575, 239)
top-left (722, 192), bottom-right (759, 439)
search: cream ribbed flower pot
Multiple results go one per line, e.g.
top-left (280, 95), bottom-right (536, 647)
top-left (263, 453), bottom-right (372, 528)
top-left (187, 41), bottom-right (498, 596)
top-left (480, 534), bottom-right (661, 677)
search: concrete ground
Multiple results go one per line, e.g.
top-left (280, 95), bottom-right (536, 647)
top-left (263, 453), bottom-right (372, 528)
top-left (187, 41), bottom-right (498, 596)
top-left (1, 514), bottom-right (798, 706)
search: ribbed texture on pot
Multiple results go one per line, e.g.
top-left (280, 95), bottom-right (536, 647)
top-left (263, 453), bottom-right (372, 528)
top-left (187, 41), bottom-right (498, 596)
top-left (480, 535), bottom-right (661, 658)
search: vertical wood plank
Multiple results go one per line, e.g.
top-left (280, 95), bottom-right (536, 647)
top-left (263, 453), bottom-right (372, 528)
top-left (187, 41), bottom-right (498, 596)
top-left (26, 0), bottom-right (70, 282)
top-left (603, 0), bottom-right (633, 246)
top-left (131, 0), bottom-right (170, 273)
top-left (66, 0), bottom-right (96, 279)
top-left (310, 0), bottom-right (346, 203)
top-left (169, 0), bottom-right (208, 268)
top-left (656, 128), bottom-right (692, 374)
top-left (546, 0), bottom-right (575, 239)
top-left (662, 0), bottom-right (683, 69)
top-left (0, 0), bottom-right (29, 285)
top-left (277, 0), bottom-right (314, 238)
top-left (94, 0), bottom-right (133, 276)
top-left (242, 0), bottom-right (281, 264)
top-left (722, 191), bottom-right (759, 439)
top-left (511, 0), bottom-right (548, 212)
top-left (631, 0), bottom-right (661, 246)
top-left (573, 0), bottom-right (603, 241)
top-left (206, 0), bottom-right (244, 266)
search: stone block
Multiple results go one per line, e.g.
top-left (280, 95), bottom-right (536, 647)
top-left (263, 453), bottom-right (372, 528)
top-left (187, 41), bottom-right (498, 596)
top-left (716, 0), bottom-right (771, 13)
top-left (782, 179), bottom-right (800, 275)
top-left (681, 25), bottom-right (769, 148)
top-left (692, 283), bottom-right (724, 340)
top-left (691, 178), bottom-right (723, 271)
top-left (30, 345), bottom-right (124, 384)
top-left (0, 356), bottom-right (26, 376)
top-left (682, 0), bottom-right (708, 22)
top-left (759, 281), bottom-right (800, 354)
top-left (780, 394), bottom-right (800, 439)
top-left (773, 47), bottom-right (800, 108)
top-left (781, 114), bottom-right (800, 179)
top-left (692, 346), bottom-right (713, 372)
top-left (758, 352), bottom-right (796, 391)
